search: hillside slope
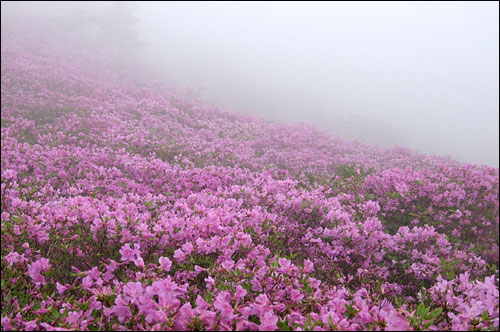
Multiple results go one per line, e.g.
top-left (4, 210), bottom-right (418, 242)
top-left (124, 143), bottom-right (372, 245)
top-left (1, 22), bottom-right (499, 331)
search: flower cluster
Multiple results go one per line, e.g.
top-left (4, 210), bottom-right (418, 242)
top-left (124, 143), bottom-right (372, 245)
top-left (1, 19), bottom-right (498, 331)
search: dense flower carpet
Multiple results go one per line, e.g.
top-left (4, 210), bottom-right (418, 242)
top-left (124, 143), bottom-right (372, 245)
top-left (1, 22), bottom-right (498, 331)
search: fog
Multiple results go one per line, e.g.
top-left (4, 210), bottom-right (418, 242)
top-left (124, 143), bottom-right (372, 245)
top-left (2, 1), bottom-right (499, 167)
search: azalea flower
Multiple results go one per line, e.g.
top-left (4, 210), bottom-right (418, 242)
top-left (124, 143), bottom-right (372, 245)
top-left (173, 249), bottom-right (186, 262)
top-left (304, 259), bottom-right (314, 273)
top-left (123, 281), bottom-right (143, 303)
top-left (27, 258), bottom-right (51, 287)
top-left (159, 256), bottom-right (172, 271)
top-left (112, 295), bottom-right (132, 323)
top-left (221, 259), bottom-right (235, 271)
top-left (119, 243), bottom-right (141, 262)
top-left (259, 310), bottom-right (278, 331)
top-left (290, 289), bottom-right (304, 302)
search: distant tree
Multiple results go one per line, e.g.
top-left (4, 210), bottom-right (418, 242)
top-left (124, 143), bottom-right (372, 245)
top-left (93, 2), bottom-right (144, 61)
top-left (52, 3), bottom-right (101, 37)
top-left (53, 2), bottom-right (143, 62)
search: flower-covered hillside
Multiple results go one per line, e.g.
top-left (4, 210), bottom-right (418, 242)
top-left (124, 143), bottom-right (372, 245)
top-left (1, 22), bottom-right (499, 331)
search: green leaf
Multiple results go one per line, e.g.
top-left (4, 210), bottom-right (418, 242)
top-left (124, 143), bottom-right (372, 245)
top-left (242, 282), bottom-right (252, 292)
top-left (277, 318), bottom-right (291, 331)
top-left (423, 320), bottom-right (434, 329)
top-left (417, 303), bottom-right (426, 317)
top-left (345, 303), bottom-right (358, 318)
top-left (204, 291), bottom-right (212, 304)
top-left (427, 308), bottom-right (442, 320)
top-left (328, 315), bottom-right (335, 330)
top-left (423, 306), bottom-right (430, 316)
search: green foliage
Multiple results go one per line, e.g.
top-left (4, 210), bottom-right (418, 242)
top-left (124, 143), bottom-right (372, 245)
top-left (409, 303), bottom-right (442, 330)
top-left (440, 258), bottom-right (458, 281)
top-left (336, 164), bottom-right (358, 179)
top-left (388, 191), bottom-right (403, 200)
top-left (344, 303), bottom-right (359, 319)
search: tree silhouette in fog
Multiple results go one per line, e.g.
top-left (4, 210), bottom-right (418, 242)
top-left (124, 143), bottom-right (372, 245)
top-left (94, 2), bottom-right (143, 60)
top-left (55, 2), bottom-right (143, 62)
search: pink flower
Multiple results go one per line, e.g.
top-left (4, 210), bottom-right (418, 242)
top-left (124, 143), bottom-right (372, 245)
top-left (205, 276), bottom-right (216, 290)
top-left (290, 289), bottom-right (304, 302)
top-left (40, 323), bottom-right (75, 331)
top-left (5, 251), bottom-right (26, 266)
top-left (112, 295), bottom-right (132, 323)
top-left (106, 260), bottom-right (118, 273)
top-left (146, 309), bottom-right (168, 324)
top-left (159, 256), bottom-right (172, 271)
top-left (278, 257), bottom-right (293, 274)
top-left (134, 257), bottom-right (145, 268)
top-left (253, 293), bottom-right (272, 316)
top-left (27, 258), bottom-right (51, 286)
top-left (304, 259), bottom-right (314, 273)
top-left (259, 310), bottom-right (278, 331)
top-left (194, 265), bottom-right (207, 273)
top-left (251, 278), bottom-right (262, 292)
top-left (214, 292), bottom-right (235, 320)
top-left (119, 243), bottom-right (141, 262)
top-left (11, 197), bottom-right (21, 209)
top-left (82, 276), bottom-right (93, 290)
top-left (255, 294), bottom-right (270, 307)
top-left (123, 281), bottom-right (143, 303)
top-left (38, 257), bottom-right (51, 270)
top-left (362, 201), bottom-right (381, 216)
top-left (1, 317), bottom-right (13, 330)
top-left (234, 285), bottom-right (247, 300)
top-left (174, 303), bottom-right (194, 330)
top-left (24, 319), bottom-right (38, 330)
top-left (103, 270), bottom-right (115, 282)
top-left (199, 310), bottom-right (217, 328)
top-left (56, 282), bottom-right (68, 295)
top-left (67, 311), bottom-right (83, 326)
top-left (385, 309), bottom-right (409, 331)
top-left (181, 241), bottom-right (194, 255)
top-left (173, 249), bottom-right (186, 262)
top-left (3, 169), bottom-right (17, 180)
top-left (221, 260), bottom-right (235, 271)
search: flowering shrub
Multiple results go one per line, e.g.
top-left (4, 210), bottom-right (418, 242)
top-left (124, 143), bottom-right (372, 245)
top-left (1, 20), bottom-right (498, 331)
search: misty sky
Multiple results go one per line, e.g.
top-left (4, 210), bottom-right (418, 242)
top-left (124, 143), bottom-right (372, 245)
top-left (2, 1), bottom-right (499, 167)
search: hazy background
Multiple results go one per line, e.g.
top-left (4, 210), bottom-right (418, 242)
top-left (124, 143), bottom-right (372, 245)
top-left (2, 1), bottom-right (499, 167)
